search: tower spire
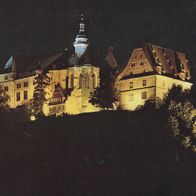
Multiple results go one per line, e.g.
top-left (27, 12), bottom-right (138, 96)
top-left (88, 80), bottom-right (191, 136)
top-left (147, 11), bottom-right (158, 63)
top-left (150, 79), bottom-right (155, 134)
top-left (73, 14), bottom-right (89, 58)
top-left (79, 14), bottom-right (85, 32)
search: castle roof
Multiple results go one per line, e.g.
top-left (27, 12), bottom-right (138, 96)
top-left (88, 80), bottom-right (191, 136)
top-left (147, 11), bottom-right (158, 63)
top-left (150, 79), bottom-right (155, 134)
top-left (118, 43), bottom-right (191, 81)
top-left (0, 51), bottom-right (68, 78)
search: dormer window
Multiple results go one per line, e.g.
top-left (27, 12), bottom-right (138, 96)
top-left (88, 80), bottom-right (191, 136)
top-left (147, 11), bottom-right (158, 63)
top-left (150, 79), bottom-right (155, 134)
top-left (140, 62), bottom-right (144, 66)
top-left (131, 63), bottom-right (135, 67)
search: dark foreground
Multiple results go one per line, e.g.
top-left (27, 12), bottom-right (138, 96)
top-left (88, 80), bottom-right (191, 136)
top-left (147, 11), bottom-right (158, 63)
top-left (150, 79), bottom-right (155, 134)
top-left (0, 110), bottom-right (195, 196)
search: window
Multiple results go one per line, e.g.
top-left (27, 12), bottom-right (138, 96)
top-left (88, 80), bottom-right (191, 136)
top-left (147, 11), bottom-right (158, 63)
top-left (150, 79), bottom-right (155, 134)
top-left (16, 92), bottom-right (20, 101)
top-left (92, 74), bottom-right (96, 88)
top-left (143, 80), bottom-right (146, 86)
top-left (154, 52), bottom-right (157, 57)
top-left (70, 74), bottom-right (74, 88)
top-left (131, 63), bottom-right (135, 67)
top-left (24, 90), bottom-right (28, 100)
top-left (141, 92), bottom-right (147, 100)
top-left (79, 74), bottom-right (83, 88)
top-left (140, 62), bottom-right (144, 66)
top-left (17, 83), bottom-right (21, 89)
top-left (157, 58), bottom-right (160, 63)
top-left (65, 77), bottom-right (69, 90)
top-left (129, 94), bottom-right (134, 101)
top-left (85, 74), bottom-right (89, 88)
top-left (4, 86), bottom-right (8, 92)
top-left (130, 82), bottom-right (133, 89)
top-left (24, 82), bottom-right (28, 87)
top-left (4, 76), bottom-right (8, 80)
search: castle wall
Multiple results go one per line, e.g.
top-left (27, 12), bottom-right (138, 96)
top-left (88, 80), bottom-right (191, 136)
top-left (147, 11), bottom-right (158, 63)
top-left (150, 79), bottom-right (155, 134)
top-left (119, 74), bottom-right (192, 110)
top-left (0, 75), bottom-right (35, 108)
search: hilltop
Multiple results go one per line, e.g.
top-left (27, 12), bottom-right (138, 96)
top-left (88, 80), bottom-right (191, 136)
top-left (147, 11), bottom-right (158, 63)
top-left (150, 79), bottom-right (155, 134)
top-left (0, 110), bottom-right (195, 196)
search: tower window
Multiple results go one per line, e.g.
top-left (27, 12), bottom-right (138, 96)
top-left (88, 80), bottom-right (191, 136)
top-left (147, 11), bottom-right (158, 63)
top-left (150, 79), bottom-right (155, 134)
top-left (24, 90), bottom-right (28, 100)
top-left (16, 92), bottom-right (20, 101)
top-left (85, 74), bottom-right (89, 88)
top-left (141, 92), bottom-right (147, 100)
top-left (79, 74), bottom-right (83, 89)
top-left (92, 74), bottom-right (96, 88)
top-left (70, 74), bottom-right (74, 88)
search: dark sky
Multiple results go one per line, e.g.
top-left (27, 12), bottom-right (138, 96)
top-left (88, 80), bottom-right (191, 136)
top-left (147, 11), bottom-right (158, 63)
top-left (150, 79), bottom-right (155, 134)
top-left (0, 0), bottom-right (196, 67)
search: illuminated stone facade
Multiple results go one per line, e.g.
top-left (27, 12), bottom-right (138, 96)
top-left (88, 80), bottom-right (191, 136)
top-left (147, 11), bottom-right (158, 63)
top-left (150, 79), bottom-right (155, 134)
top-left (0, 17), bottom-right (100, 116)
top-left (116, 43), bottom-right (192, 110)
top-left (0, 25), bottom-right (193, 115)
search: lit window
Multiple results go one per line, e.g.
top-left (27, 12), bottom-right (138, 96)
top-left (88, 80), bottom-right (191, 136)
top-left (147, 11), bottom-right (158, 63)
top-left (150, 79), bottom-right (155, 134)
top-left (129, 94), bottom-right (134, 101)
top-left (16, 92), bottom-right (20, 101)
top-left (24, 90), bottom-right (28, 100)
top-left (130, 82), bottom-right (133, 89)
top-left (17, 83), bottom-right (21, 89)
top-left (24, 82), bottom-right (28, 87)
top-left (4, 86), bottom-right (8, 91)
top-left (141, 92), bottom-right (147, 99)
top-left (143, 80), bottom-right (146, 86)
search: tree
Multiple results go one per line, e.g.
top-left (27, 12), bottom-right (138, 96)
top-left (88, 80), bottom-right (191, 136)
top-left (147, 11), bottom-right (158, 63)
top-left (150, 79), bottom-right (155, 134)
top-left (90, 66), bottom-right (117, 110)
top-left (190, 83), bottom-right (196, 107)
top-left (31, 70), bottom-right (50, 118)
top-left (0, 84), bottom-right (9, 109)
top-left (163, 85), bottom-right (196, 151)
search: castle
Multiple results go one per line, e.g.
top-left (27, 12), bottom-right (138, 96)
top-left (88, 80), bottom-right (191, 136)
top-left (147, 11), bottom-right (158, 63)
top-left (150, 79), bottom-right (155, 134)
top-left (0, 16), bottom-right (193, 116)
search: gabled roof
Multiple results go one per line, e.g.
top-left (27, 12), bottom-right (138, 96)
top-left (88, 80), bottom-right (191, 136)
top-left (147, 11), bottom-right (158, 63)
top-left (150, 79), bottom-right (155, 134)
top-left (117, 43), bottom-right (191, 81)
top-left (142, 43), bottom-right (191, 77)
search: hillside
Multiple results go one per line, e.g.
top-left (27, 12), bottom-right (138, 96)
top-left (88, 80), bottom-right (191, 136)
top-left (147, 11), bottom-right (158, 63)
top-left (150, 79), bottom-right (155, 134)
top-left (0, 110), bottom-right (195, 196)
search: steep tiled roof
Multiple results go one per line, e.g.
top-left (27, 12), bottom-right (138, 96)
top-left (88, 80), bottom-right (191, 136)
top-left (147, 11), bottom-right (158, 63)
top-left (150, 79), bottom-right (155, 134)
top-left (143, 43), bottom-right (191, 78)
top-left (118, 43), bottom-right (191, 81)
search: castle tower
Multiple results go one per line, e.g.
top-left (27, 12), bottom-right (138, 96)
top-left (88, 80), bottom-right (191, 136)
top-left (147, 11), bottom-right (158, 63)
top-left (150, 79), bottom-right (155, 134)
top-left (73, 15), bottom-right (89, 58)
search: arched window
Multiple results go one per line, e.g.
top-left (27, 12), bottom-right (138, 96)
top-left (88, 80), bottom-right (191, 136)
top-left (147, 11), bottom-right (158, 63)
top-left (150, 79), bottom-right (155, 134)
top-left (66, 77), bottom-right (69, 90)
top-left (85, 74), bottom-right (89, 88)
top-left (70, 74), bottom-right (74, 88)
top-left (92, 74), bottom-right (96, 88)
top-left (79, 74), bottom-right (83, 89)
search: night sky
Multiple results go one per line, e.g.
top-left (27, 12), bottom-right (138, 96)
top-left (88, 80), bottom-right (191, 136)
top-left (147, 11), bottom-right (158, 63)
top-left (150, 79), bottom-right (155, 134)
top-left (1, 0), bottom-right (196, 68)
